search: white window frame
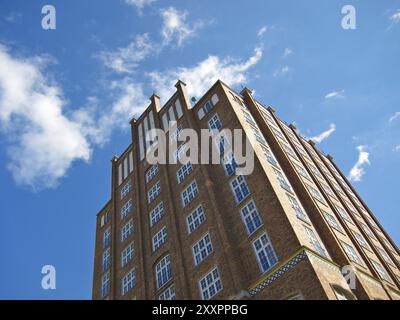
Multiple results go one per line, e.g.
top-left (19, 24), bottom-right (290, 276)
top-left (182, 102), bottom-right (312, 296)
top-left (121, 219), bottom-right (134, 242)
top-left (155, 255), bottom-right (172, 289)
top-left (122, 268), bottom-right (136, 295)
top-left (148, 181), bottom-right (161, 204)
top-left (240, 200), bottom-right (263, 235)
top-left (152, 226), bottom-right (168, 252)
top-left (252, 233), bottom-right (278, 274)
top-left (199, 267), bottom-right (223, 300)
top-left (186, 205), bottom-right (206, 234)
top-left (121, 242), bottom-right (135, 267)
top-left (176, 162), bottom-right (193, 184)
top-left (149, 202), bottom-right (165, 227)
top-left (146, 165), bottom-right (159, 183)
top-left (230, 175), bottom-right (250, 204)
top-left (181, 180), bottom-right (199, 207)
top-left (159, 285), bottom-right (176, 300)
top-left (121, 199), bottom-right (133, 220)
top-left (192, 233), bottom-right (213, 266)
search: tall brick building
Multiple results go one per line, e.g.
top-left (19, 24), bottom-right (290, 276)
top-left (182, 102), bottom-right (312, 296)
top-left (92, 80), bottom-right (400, 300)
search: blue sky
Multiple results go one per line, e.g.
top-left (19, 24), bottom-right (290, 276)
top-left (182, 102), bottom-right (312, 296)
top-left (0, 0), bottom-right (399, 299)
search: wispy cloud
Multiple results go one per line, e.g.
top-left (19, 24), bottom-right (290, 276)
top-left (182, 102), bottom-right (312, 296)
top-left (4, 12), bottom-right (22, 23)
top-left (348, 145), bottom-right (370, 182)
top-left (257, 25), bottom-right (268, 37)
top-left (97, 33), bottom-right (154, 74)
top-left (393, 145), bottom-right (400, 152)
top-left (325, 90), bottom-right (345, 99)
top-left (125, 0), bottom-right (157, 10)
top-left (307, 124), bottom-right (336, 144)
top-left (283, 48), bottom-right (293, 57)
top-left (160, 7), bottom-right (208, 47)
top-left (273, 66), bottom-right (289, 77)
top-left (148, 46), bottom-right (263, 100)
top-left (0, 44), bottom-right (91, 190)
top-left (389, 9), bottom-right (400, 23)
top-left (389, 111), bottom-right (400, 123)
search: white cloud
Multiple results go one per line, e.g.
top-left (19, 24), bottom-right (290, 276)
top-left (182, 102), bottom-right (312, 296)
top-left (389, 10), bottom-right (400, 23)
top-left (125, 0), bottom-right (157, 10)
top-left (4, 12), bottom-right (22, 23)
top-left (273, 66), bottom-right (289, 77)
top-left (308, 123), bottom-right (336, 144)
top-left (160, 7), bottom-right (207, 46)
top-left (283, 48), bottom-right (293, 57)
top-left (325, 90), bottom-right (345, 99)
top-left (147, 46), bottom-right (263, 100)
top-left (393, 145), bottom-right (400, 152)
top-left (97, 33), bottom-right (154, 74)
top-left (389, 111), bottom-right (400, 123)
top-left (0, 45), bottom-right (91, 190)
top-left (348, 145), bottom-right (370, 182)
top-left (257, 26), bottom-right (268, 37)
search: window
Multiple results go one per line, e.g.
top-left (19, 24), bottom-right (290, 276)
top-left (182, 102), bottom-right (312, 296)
top-left (222, 153), bottom-right (238, 176)
top-left (304, 226), bottom-right (327, 257)
top-left (240, 200), bottom-right (263, 235)
top-left (287, 194), bottom-right (309, 222)
top-left (155, 255), bottom-right (172, 289)
top-left (294, 163), bottom-right (310, 180)
top-left (307, 185), bottom-right (326, 204)
top-left (274, 168), bottom-right (292, 192)
top-left (150, 202), bottom-right (165, 227)
top-left (251, 126), bottom-right (267, 145)
top-left (181, 180), bottom-right (199, 207)
top-left (214, 131), bottom-right (230, 154)
top-left (352, 231), bottom-right (370, 250)
top-left (381, 237), bottom-right (396, 253)
top-left (272, 127), bottom-right (285, 141)
top-left (252, 233), bottom-right (278, 273)
top-left (208, 113), bottom-right (222, 130)
top-left (361, 223), bottom-right (376, 239)
top-left (148, 181), bottom-right (161, 204)
top-left (282, 144), bottom-right (298, 160)
top-left (204, 100), bottom-right (213, 113)
top-left (321, 183), bottom-right (337, 199)
top-left (187, 205), bottom-right (206, 234)
top-left (122, 269), bottom-right (136, 295)
top-left (371, 259), bottom-right (392, 282)
top-left (170, 124), bottom-right (183, 143)
top-left (153, 227), bottom-right (168, 252)
top-left (261, 146), bottom-right (278, 166)
top-left (242, 109), bottom-right (257, 126)
top-left (323, 211), bottom-right (343, 232)
top-left (120, 180), bottom-right (132, 199)
top-left (104, 211), bottom-right (110, 224)
top-left (176, 162), bottom-right (193, 184)
top-left (146, 165), bottom-right (158, 183)
top-left (159, 285), bottom-right (176, 300)
top-left (103, 228), bottom-right (111, 249)
top-left (102, 248), bottom-right (111, 272)
top-left (121, 242), bottom-right (134, 267)
top-left (341, 241), bottom-right (363, 265)
top-left (192, 233), bottom-right (213, 266)
top-left (335, 205), bottom-right (352, 223)
top-left (377, 247), bottom-right (394, 266)
top-left (121, 219), bottom-right (134, 241)
top-left (121, 199), bottom-right (133, 220)
top-left (199, 267), bottom-right (223, 300)
top-left (230, 175), bottom-right (250, 204)
top-left (101, 272), bottom-right (110, 298)
top-left (175, 143), bottom-right (189, 162)
top-left (333, 286), bottom-right (355, 300)
top-left (308, 163), bottom-right (322, 178)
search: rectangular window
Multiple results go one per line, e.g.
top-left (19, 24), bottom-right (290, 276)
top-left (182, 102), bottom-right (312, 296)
top-left (208, 113), bottom-right (222, 130)
top-left (352, 230), bottom-right (370, 250)
top-left (181, 180), bottom-right (199, 207)
top-left (361, 223), bottom-right (376, 239)
top-left (175, 143), bottom-right (189, 162)
top-left (103, 228), bottom-right (111, 249)
top-left (121, 199), bottom-right (133, 220)
top-left (159, 285), bottom-right (176, 300)
top-left (187, 205), bottom-right (206, 234)
top-left (323, 211), bottom-right (343, 232)
top-left (101, 272), bottom-right (110, 298)
top-left (170, 124), bottom-right (183, 144)
top-left (274, 168), bottom-right (292, 192)
top-left (308, 163), bottom-right (322, 178)
top-left (192, 233), bottom-right (213, 266)
top-left (123, 157), bottom-right (128, 179)
top-left (371, 260), bottom-right (392, 282)
top-left (204, 100), bottom-right (213, 113)
top-left (282, 144), bottom-right (298, 160)
top-left (307, 185), bottom-right (326, 205)
top-left (272, 127), bottom-right (286, 141)
top-left (251, 126), bottom-right (267, 145)
top-left (287, 194), bottom-right (309, 222)
top-left (294, 163), bottom-right (310, 180)
top-left (341, 241), bottom-right (363, 265)
top-left (120, 180), bottom-right (132, 199)
top-left (149, 202), bottom-right (165, 227)
top-left (102, 248), bottom-right (111, 272)
top-left (381, 238), bottom-right (395, 253)
top-left (377, 247), bottom-right (394, 266)
top-left (121, 242), bottom-right (134, 267)
top-left (321, 183), bottom-right (337, 199)
top-left (252, 233), bottom-right (278, 273)
top-left (199, 267), bottom-right (223, 300)
top-left (222, 153), bottom-right (238, 176)
top-left (230, 175), bottom-right (250, 204)
top-left (176, 162), bottom-right (193, 184)
top-left (214, 131), bottom-right (230, 155)
top-left (240, 200), bottom-right (263, 235)
top-left (148, 181), bottom-right (161, 204)
top-left (335, 205), bottom-right (353, 223)
top-left (304, 226), bottom-right (327, 257)
top-left (121, 219), bottom-right (134, 241)
top-left (152, 226), bottom-right (168, 252)
top-left (261, 146), bottom-right (278, 166)
top-left (155, 255), bottom-right (172, 289)
top-left (122, 269), bottom-right (136, 295)
top-left (146, 165), bottom-right (158, 183)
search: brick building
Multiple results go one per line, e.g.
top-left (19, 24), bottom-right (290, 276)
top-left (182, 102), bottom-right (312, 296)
top-left (92, 80), bottom-right (400, 300)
